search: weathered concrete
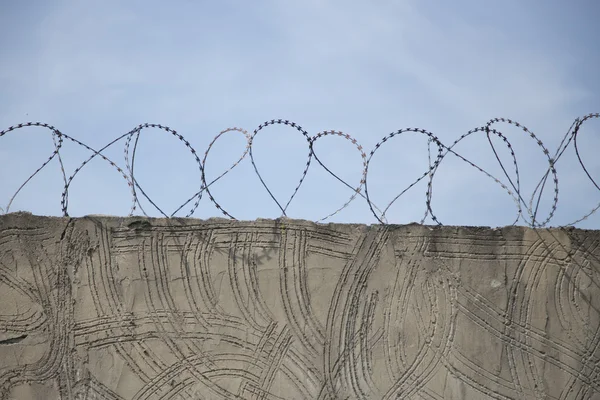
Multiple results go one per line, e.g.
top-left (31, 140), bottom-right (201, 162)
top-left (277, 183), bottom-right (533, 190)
top-left (1, 213), bottom-right (599, 399)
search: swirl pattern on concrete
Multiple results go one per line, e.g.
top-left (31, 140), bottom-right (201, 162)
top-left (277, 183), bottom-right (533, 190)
top-left (1, 214), bottom-right (600, 399)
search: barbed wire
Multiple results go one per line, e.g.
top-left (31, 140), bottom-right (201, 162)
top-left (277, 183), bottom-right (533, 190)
top-left (0, 113), bottom-right (598, 227)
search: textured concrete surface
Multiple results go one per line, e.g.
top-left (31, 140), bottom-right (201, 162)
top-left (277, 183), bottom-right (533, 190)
top-left (1, 213), bottom-right (600, 399)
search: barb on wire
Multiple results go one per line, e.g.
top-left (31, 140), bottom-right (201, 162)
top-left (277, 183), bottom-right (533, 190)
top-left (123, 123), bottom-right (204, 218)
top-left (310, 130), bottom-right (375, 222)
top-left (249, 119), bottom-right (313, 218)
top-left (0, 123), bottom-right (68, 215)
top-left (1, 113), bottom-right (598, 227)
top-left (200, 127), bottom-right (251, 220)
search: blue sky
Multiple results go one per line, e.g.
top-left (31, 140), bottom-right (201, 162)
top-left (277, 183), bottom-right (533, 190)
top-left (1, 0), bottom-right (599, 227)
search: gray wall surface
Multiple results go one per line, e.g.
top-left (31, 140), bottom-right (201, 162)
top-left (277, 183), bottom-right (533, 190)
top-left (0, 213), bottom-right (599, 399)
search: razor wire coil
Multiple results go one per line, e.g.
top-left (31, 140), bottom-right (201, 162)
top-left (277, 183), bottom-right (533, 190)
top-left (1, 113), bottom-right (599, 227)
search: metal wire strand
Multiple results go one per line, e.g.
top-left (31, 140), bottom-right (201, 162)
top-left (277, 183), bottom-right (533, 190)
top-left (1, 114), bottom-right (598, 227)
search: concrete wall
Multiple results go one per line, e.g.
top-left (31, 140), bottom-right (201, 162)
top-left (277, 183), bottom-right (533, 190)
top-left (0, 213), bottom-right (599, 399)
